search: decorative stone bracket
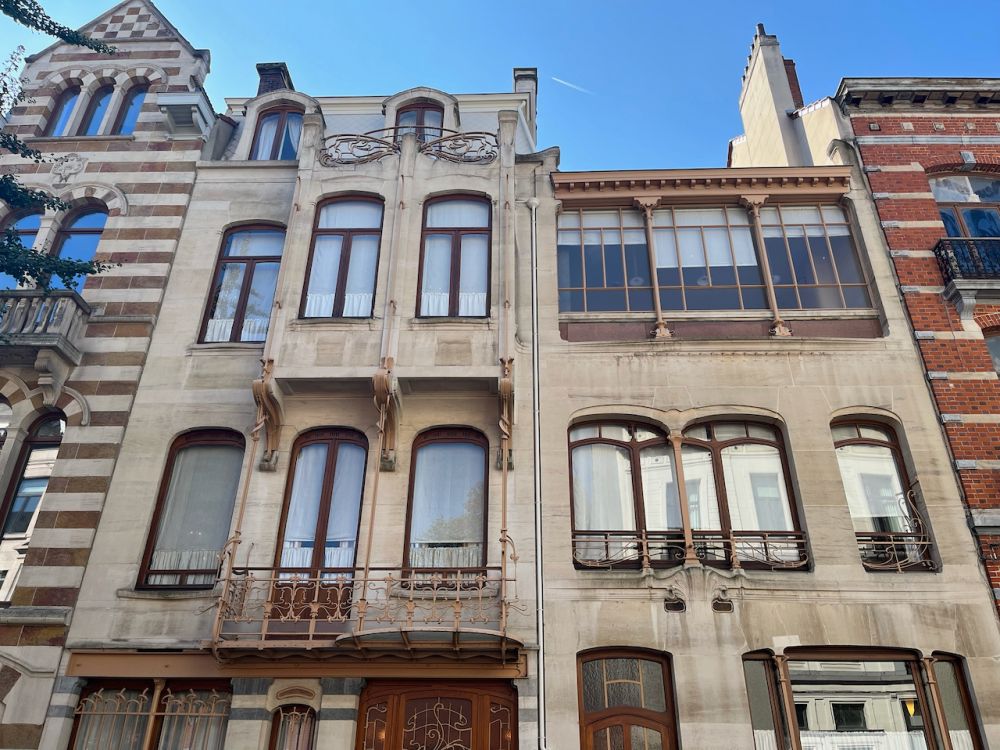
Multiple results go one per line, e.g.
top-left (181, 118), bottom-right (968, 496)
top-left (251, 359), bottom-right (283, 471)
top-left (373, 361), bottom-right (401, 471)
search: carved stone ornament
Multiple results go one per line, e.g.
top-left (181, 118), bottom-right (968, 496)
top-left (52, 153), bottom-right (87, 185)
top-left (251, 359), bottom-right (283, 471)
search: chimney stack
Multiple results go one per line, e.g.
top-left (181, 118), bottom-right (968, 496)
top-left (783, 58), bottom-right (804, 109)
top-left (256, 62), bottom-right (294, 96)
top-left (513, 67), bottom-right (538, 135)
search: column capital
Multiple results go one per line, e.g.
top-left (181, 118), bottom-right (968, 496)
top-left (633, 196), bottom-right (660, 215)
top-left (739, 193), bottom-right (770, 214)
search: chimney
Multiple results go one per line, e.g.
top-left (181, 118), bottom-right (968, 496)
top-left (513, 67), bottom-right (538, 135)
top-left (256, 62), bottom-right (294, 96)
top-left (784, 58), bottom-right (804, 109)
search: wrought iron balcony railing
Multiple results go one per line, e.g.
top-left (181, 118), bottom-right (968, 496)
top-left (0, 289), bottom-right (90, 365)
top-left (572, 529), bottom-right (809, 571)
top-left (320, 127), bottom-right (499, 166)
top-left (212, 565), bottom-right (519, 661)
top-left (855, 489), bottom-right (937, 572)
top-left (932, 237), bottom-right (1000, 283)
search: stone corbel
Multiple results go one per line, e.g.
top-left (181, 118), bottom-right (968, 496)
top-left (251, 359), bottom-right (283, 472)
top-left (33, 349), bottom-right (71, 407)
top-left (373, 360), bottom-right (401, 471)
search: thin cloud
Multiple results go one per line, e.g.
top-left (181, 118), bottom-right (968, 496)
top-left (551, 76), bottom-right (593, 95)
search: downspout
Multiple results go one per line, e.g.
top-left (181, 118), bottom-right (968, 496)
top-left (526, 195), bottom-right (548, 750)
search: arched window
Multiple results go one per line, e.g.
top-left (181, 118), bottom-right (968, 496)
top-left (301, 197), bottom-right (383, 318)
top-left (986, 333), bottom-right (1000, 373)
top-left (1, 212), bottom-right (43, 289)
top-left (0, 400), bottom-right (11, 451)
top-left (46, 86), bottom-right (80, 137)
top-left (276, 429), bottom-right (367, 575)
top-left (931, 175), bottom-right (1000, 238)
top-left (269, 705), bottom-right (317, 750)
top-left (52, 209), bottom-right (108, 292)
top-left (569, 420), bottom-right (804, 569)
top-left (201, 226), bottom-right (284, 343)
top-left (578, 650), bottom-right (678, 750)
top-left (78, 85), bottom-right (113, 136)
top-left (406, 428), bottom-right (488, 570)
top-left (138, 430), bottom-right (245, 588)
top-left (832, 421), bottom-right (933, 571)
top-left (418, 196), bottom-right (491, 317)
top-left (1, 413), bottom-right (63, 541)
top-left (395, 101), bottom-right (444, 142)
top-left (112, 84), bottom-right (148, 135)
top-left (251, 107), bottom-right (304, 160)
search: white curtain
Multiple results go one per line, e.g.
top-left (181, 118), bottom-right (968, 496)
top-left (722, 444), bottom-right (793, 531)
top-left (421, 234), bottom-right (452, 315)
top-left (835, 445), bottom-right (907, 533)
top-left (281, 444), bottom-right (327, 569)
top-left (282, 113), bottom-right (303, 159)
top-left (319, 201), bottom-right (383, 229)
top-left (252, 113), bottom-right (279, 160)
top-left (157, 691), bottom-right (229, 750)
top-left (72, 689), bottom-right (150, 750)
top-left (323, 443), bottom-right (364, 568)
top-left (426, 200), bottom-right (490, 229)
top-left (458, 235), bottom-right (488, 316)
top-left (240, 263), bottom-right (279, 341)
top-left (304, 236), bottom-right (343, 317)
top-left (571, 444), bottom-right (635, 531)
top-left (342, 236), bottom-right (378, 317)
top-left (204, 264), bottom-right (245, 342)
top-left (147, 444), bottom-right (242, 586)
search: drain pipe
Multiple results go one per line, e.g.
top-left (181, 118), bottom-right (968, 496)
top-left (526, 195), bottom-right (547, 750)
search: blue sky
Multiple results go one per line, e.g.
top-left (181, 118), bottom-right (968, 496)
top-left (3, 1), bottom-right (999, 170)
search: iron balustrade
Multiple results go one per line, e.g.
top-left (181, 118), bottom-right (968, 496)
top-left (932, 237), bottom-right (1000, 283)
top-left (320, 128), bottom-right (499, 166)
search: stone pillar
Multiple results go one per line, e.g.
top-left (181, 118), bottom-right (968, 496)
top-left (223, 677), bottom-right (273, 749)
top-left (317, 677), bottom-right (365, 749)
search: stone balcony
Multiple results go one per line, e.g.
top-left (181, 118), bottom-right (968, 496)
top-left (0, 289), bottom-right (90, 368)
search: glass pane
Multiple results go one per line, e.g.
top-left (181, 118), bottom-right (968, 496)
top-left (319, 201), bottom-right (383, 229)
top-left (607, 681), bottom-right (642, 709)
top-left (157, 689), bottom-right (230, 750)
top-left (49, 89), bottom-right (79, 136)
top-left (281, 443), bottom-right (329, 568)
top-left (705, 228), bottom-right (736, 285)
top-left (677, 229), bottom-right (706, 285)
top-left (560, 290), bottom-right (585, 312)
top-left (764, 233), bottom-right (792, 286)
top-left (224, 229), bottom-right (285, 258)
top-left (987, 337), bottom-right (1000, 373)
top-left (274, 706), bottom-right (316, 750)
top-left (558, 211), bottom-right (581, 228)
top-left (829, 233), bottom-right (864, 283)
top-left (941, 209), bottom-right (964, 238)
top-left (759, 207), bottom-right (780, 225)
top-left (683, 424), bottom-right (710, 441)
top-left (821, 205), bottom-right (847, 223)
top-left (960, 207), bottom-right (1000, 238)
top-left (640, 660), bottom-right (667, 712)
top-left (115, 86), bottom-right (147, 135)
top-left (807, 232), bottom-right (837, 284)
top-left (722, 444), bottom-right (793, 531)
top-left (859, 425), bottom-right (891, 442)
top-left (13, 213), bottom-right (42, 232)
top-left (748, 424), bottom-right (776, 441)
top-left (251, 113), bottom-right (281, 159)
top-left (681, 446), bottom-right (721, 529)
top-left (241, 262), bottom-right (279, 341)
top-left (68, 211), bottom-right (108, 230)
top-left (798, 286), bottom-right (844, 309)
top-left (787, 230), bottom-right (814, 285)
top-left (204, 263), bottom-right (246, 342)
top-left (343, 235), bottom-right (378, 317)
top-left (582, 659), bottom-right (604, 713)
top-left (558, 237), bottom-right (584, 288)
top-left (420, 234), bottom-right (452, 316)
top-left (72, 687), bottom-right (151, 750)
top-left (600, 426), bottom-right (630, 441)
top-left (831, 425), bottom-right (858, 442)
top-left (593, 726), bottom-right (624, 750)
top-left (684, 287), bottom-right (740, 310)
top-left (930, 176), bottom-right (974, 202)
top-left (779, 206), bottom-right (823, 224)
top-left (420, 109), bottom-right (442, 141)
top-left (304, 235), bottom-right (343, 318)
top-left (586, 289), bottom-right (627, 311)
top-left (641, 445), bottom-right (681, 530)
top-left (651, 208), bottom-right (673, 227)
top-left (604, 230), bottom-right (624, 287)
top-left (970, 176), bottom-right (1000, 202)
top-left (324, 443), bottom-right (365, 568)
top-left (570, 425), bottom-right (600, 441)
top-left (81, 87), bottom-right (113, 136)
top-left (934, 661), bottom-right (977, 749)
top-left (674, 208), bottom-right (726, 226)
top-left (458, 234), bottom-right (488, 316)
top-left (843, 286), bottom-right (871, 308)
top-left (426, 199), bottom-right (490, 228)
top-left (2, 476), bottom-right (47, 536)
top-left (714, 423), bottom-right (747, 441)
top-left (582, 211), bottom-right (620, 228)
top-left (835, 444), bottom-right (909, 533)
top-left (572, 444), bottom-right (636, 531)
top-left (727, 207), bottom-right (750, 225)
top-left (278, 112), bottom-right (303, 159)
top-left (624, 232), bottom-right (651, 285)
top-left (743, 659), bottom-right (780, 747)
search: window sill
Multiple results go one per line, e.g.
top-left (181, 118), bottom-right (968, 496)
top-left (408, 316), bottom-right (493, 329)
top-left (186, 342), bottom-right (265, 356)
top-left (198, 159), bottom-right (299, 168)
top-left (290, 317), bottom-right (381, 331)
top-left (117, 587), bottom-right (218, 601)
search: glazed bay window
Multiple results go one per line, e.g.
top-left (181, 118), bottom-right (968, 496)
top-left (419, 197), bottom-right (490, 317)
top-left (570, 421), bottom-right (805, 570)
top-left (302, 198), bottom-right (382, 318)
top-left (201, 227), bottom-right (284, 343)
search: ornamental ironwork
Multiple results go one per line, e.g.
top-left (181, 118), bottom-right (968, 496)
top-left (419, 130), bottom-right (499, 164)
top-left (319, 127), bottom-right (499, 166)
top-left (320, 130), bottom-right (400, 166)
top-left (932, 237), bottom-right (1000, 282)
top-left (855, 488), bottom-right (937, 572)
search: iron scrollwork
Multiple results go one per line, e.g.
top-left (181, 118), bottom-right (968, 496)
top-left (419, 130), bottom-right (499, 164)
top-left (320, 130), bottom-right (400, 166)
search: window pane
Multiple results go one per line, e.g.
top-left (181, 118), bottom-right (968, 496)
top-left (787, 228), bottom-right (814, 285)
top-left (2, 476), bottom-right (47, 536)
top-left (458, 234), bottom-right (488, 316)
top-left (681, 446), bottom-right (721, 529)
top-left (931, 176), bottom-right (975, 202)
top-left (273, 706), bottom-right (316, 750)
top-left (743, 660), bottom-right (780, 748)
top-left (675, 208), bottom-right (726, 226)
top-left (763, 231), bottom-right (792, 286)
top-left (572, 444), bottom-right (636, 531)
top-left (779, 206), bottom-right (823, 224)
top-left (343, 235), bottom-right (378, 317)
top-left (558, 212), bottom-right (581, 228)
top-left (940, 209), bottom-right (964, 238)
top-left (281, 443), bottom-right (327, 570)
top-left (224, 229), bottom-right (284, 257)
top-left (147, 443), bottom-right (243, 586)
top-left (241, 262), bottom-right (279, 341)
top-left (934, 661), bottom-right (976, 749)
top-left (603, 230), bottom-right (625, 287)
top-left (68, 211), bottom-right (108, 231)
top-left (582, 660), bottom-right (604, 713)
top-left (640, 659), bottom-right (667, 712)
top-left (115, 86), bottom-right (147, 135)
top-left (324, 443), bottom-right (365, 568)
top-left (987, 337), bottom-right (1000, 372)
top-left (558, 236), bottom-right (584, 292)
top-left (409, 441), bottom-right (485, 568)
top-left (829, 231), bottom-right (864, 283)
top-left (426, 200), bottom-right (490, 229)
top-left (14, 213), bottom-right (42, 232)
top-left (582, 211), bottom-right (620, 228)
top-left (303, 235), bottom-right (343, 317)
top-left (158, 688), bottom-right (230, 750)
top-left (278, 112), bottom-right (303, 159)
top-left (49, 89), bottom-right (79, 136)
top-left (420, 234), bottom-right (452, 316)
top-left (960, 207), bottom-right (1000, 238)
top-left (80, 87), bottom-right (113, 136)
top-left (835, 444), bottom-right (909, 533)
top-left (705, 228), bottom-right (736, 285)
top-left (204, 263), bottom-right (246, 342)
top-left (722, 444), bottom-right (794, 531)
top-left (593, 726), bottom-right (624, 750)
top-left (641, 445), bottom-right (681, 530)
top-left (252, 113), bottom-right (280, 159)
top-left (970, 176), bottom-right (1000, 202)
top-left (821, 205), bottom-right (847, 224)
top-left (319, 201), bottom-right (383, 229)
top-left (570, 425), bottom-right (599, 441)
top-left (72, 687), bottom-right (151, 750)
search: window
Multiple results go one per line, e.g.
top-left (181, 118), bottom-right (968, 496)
top-left (46, 86), bottom-right (80, 137)
top-left (138, 430), bottom-right (245, 588)
top-left (1, 413), bottom-right (63, 540)
top-left (419, 197), bottom-right (491, 317)
top-left (78, 85), bottom-right (113, 136)
top-left (1, 211), bottom-right (42, 289)
top-left (986, 335), bottom-right (1000, 373)
top-left (406, 428), bottom-right (487, 570)
top-left (301, 198), bottom-right (382, 318)
top-left (52, 209), bottom-right (108, 292)
top-left (578, 650), bottom-right (678, 750)
top-left (269, 705), bottom-right (317, 750)
top-left (201, 226), bottom-right (284, 343)
top-left (70, 681), bottom-right (231, 750)
top-left (396, 102), bottom-right (444, 143)
top-left (743, 650), bottom-right (985, 750)
top-left (569, 421), bottom-right (804, 570)
top-left (276, 429), bottom-right (367, 574)
top-left (932, 175), bottom-right (1000, 238)
top-left (251, 107), bottom-right (304, 160)
top-left (0, 399), bottom-right (10, 451)
top-left (832, 422), bottom-right (933, 571)
top-left (112, 84), bottom-right (148, 136)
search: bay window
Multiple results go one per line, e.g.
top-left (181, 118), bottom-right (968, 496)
top-left (418, 197), bottom-right (491, 317)
top-left (139, 430), bottom-right (244, 588)
top-left (201, 226), bottom-right (284, 343)
top-left (302, 197), bottom-right (382, 318)
top-left (251, 107), bottom-right (304, 161)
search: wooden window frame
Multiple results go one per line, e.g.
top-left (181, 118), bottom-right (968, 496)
top-left (395, 101), bottom-right (444, 142)
top-left (199, 224), bottom-right (285, 344)
top-left (403, 427), bottom-right (489, 572)
top-left (0, 412), bottom-right (64, 542)
top-left (136, 429), bottom-right (246, 590)
top-left (45, 86), bottom-right (81, 137)
top-left (250, 106), bottom-right (304, 161)
top-left (577, 648), bottom-right (679, 750)
top-left (76, 84), bottom-right (114, 137)
top-left (938, 203), bottom-right (1000, 239)
top-left (299, 196), bottom-right (384, 319)
top-left (111, 83), bottom-right (150, 136)
top-left (268, 704), bottom-right (317, 750)
top-left (274, 428), bottom-right (368, 576)
top-left (416, 195), bottom-right (492, 319)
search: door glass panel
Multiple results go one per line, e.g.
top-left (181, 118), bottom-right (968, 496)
top-left (402, 698), bottom-right (473, 750)
top-left (630, 725), bottom-right (663, 750)
top-left (593, 726), bottom-right (624, 750)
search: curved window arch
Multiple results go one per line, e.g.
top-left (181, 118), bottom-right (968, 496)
top-left (301, 197), bottom-right (383, 318)
top-left (269, 705), bottom-right (317, 750)
top-left (138, 429), bottom-right (245, 588)
top-left (931, 175), bottom-right (1000, 238)
top-left (569, 419), bottom-right (804, 569)
top-left (251, 107), bottom-right (304, 161)
top-left (405, 427), bottom-right (488, 570)
top-left (578, 649), bottom-right (678, 750)
top-left (112, 83), bottom-right (148, 135)
top-left (201, 225), bottom-right (285, 343)
top-left (396, 101), bottom-right (444, 142)
top-left (46, 86), bottom-right (80, 137)
top-left (52, 208), bottom-right (108, 291)
top-left (78, 85), bottom-right (114, 136)
top-left (418, 196), bottom-right (491, 318)
top-left (832, 420), bottom-right (933, 571)
top-left (276, 428), bottom-right (367, 575)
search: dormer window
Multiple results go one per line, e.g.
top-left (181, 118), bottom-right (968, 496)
top-left (250, 107), bottom-right (304, 160)
top-left (46, 86), bottom-right (80, 137)
top-left (396, 102), bottom-right (443, 143)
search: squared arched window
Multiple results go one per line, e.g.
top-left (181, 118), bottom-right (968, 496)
top-left (418, 197), bottom-right (491, 318)
top-left (406, 428), bottom-right (488, 570)
top-left (301, 198), bottom-right (383, 318)
top-left (395, 102), bottom-right (443, 142)
top-left (138, 429), bottom-right (245, 588)
top-left (112, 84), bottom-right (148, 135)
top-left (251, 108), bottom-right (304, 160)
top-left (201, 226), bottom-right (284, 343)
top-left (78, 85), bottom-right (113, 136)
top-left (45, 86), bottom-right (80, 137)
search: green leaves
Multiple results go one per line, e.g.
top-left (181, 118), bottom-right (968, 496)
top-left (0, 0), bottom-right (115, 54)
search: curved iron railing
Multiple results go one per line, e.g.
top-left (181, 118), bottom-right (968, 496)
top-left (855, 489), bottom-right (936, 572)
top-left (319, 127), bottom-right (499, 166)
top-left (932, 237), bottom-right (1000, 283)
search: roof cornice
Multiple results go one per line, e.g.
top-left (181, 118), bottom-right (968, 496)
top-left (836, 78), bottom-right (1000, 111)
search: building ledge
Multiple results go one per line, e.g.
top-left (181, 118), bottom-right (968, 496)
top-left (0, 605), bottom-right (71, 626)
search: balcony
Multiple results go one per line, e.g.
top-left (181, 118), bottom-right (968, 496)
top-left (933, 238), bottom-right (1000, 315)
top-left (212, 565), bottom-right (520, 662)
top-left (319, 128), bottom-right (499, 166)
top-left (572, 529), bottom-right (809, 571)
top-left (0, 289), bottom-right (90, 367)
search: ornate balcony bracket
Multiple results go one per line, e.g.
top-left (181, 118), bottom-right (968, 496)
top-left (373, 361), bottom-right (401, 471)
top-left (419, 131), bottom-right (499, 165)
top-left (319, 131), bottom-right (400, 166)
top-left (251, 359), bottom-right (283, 472)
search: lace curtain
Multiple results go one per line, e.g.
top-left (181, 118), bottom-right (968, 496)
top-left (252, 113), bottom-right (279, 160)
